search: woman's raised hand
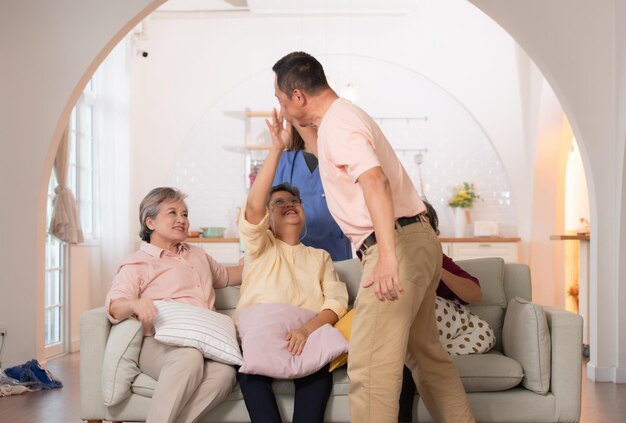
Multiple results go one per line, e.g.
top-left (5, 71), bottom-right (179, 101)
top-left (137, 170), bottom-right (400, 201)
top-left (265, 108), bottom-right (292, 150)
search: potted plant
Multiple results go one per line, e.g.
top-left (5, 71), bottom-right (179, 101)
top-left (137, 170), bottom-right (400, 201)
top-left (448, 182), bottom-right (480, 237)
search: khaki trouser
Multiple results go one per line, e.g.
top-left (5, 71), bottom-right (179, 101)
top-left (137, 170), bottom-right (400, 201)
top-left (139, 336), bottom-right (236, 423)
top-left (348, 219), bottom-right (475, 423)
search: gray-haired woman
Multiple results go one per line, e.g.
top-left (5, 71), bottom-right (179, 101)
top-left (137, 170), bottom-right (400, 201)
top-left (106, 187), bottom-right (243, 423)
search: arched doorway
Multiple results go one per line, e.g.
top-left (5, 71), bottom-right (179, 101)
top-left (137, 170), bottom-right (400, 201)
top-left (45, 0), bottom-right (588, 364)
top-left (4, 0), bottom-right (618, 384)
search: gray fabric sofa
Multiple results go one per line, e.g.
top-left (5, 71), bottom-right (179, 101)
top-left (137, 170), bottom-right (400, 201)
top-left (80, 257), bottom-right (582, 423)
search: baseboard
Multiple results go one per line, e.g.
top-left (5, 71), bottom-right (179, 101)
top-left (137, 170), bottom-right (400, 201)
top-left (587, 362), bottom-right (626, 383)
top-left (614, 366), bottom-right (626, 383)
top-left (587, 362), bottom-right (613, 381)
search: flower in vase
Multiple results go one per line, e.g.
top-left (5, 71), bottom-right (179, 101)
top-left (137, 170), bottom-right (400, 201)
top-left (448, 182), bottom-right (480, 208)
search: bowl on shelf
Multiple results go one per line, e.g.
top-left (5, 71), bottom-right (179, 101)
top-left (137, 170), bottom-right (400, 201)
top-left (199, 227), bottom-right (225, 238)
top-left (187, 230), bottom-right (201, 238)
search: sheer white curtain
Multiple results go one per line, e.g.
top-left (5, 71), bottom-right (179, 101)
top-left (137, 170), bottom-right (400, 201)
top-left (49, 125), bottom-right (84, 243)
top-left (96, 36), bottom-right (134, 303)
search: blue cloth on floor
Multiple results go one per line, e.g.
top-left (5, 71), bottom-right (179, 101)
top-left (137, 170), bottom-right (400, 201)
top-left (5, 359), bottom-right (63, 389)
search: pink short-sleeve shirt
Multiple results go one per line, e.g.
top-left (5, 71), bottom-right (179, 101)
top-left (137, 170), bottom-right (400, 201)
top-left (317, 98), bottom-right (426, 248)
top-left (105, 242), bottom-right (229, 329)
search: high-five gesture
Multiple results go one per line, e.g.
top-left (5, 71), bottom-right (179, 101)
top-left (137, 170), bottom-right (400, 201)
top-left (265, 108), bottom-right (293, 150)
top-left (245, 109), bottom-right (287, 225)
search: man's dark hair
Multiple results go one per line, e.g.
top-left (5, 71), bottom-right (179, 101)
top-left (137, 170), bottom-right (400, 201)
top-left (268, 183), bottom-right (302, 206)
top-left (423, 200), bottom-right (440, 235)
top-left (272, 52), bottom-right (329, 98)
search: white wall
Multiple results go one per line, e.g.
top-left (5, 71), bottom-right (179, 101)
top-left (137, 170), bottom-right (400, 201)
top-left (69, 244), bottom-right (101, 352)
top-left (2, 0), bottom-right (624, 383)
top-left (565, 141), bottom-right (590, 232)
top-left (129, 3), bottom-right (528, 235)
top-left (130, 3), bottom-right (568, 303)
top-left (0, 0), bottom-right (160, 367)
top-left (472, 0), bottom-right (626, 382)
top-left (528, 81), bottom-right (570, 309)
top-left (616, 0), bottom-right (626, 380)
top-left (132, 49), bottom-right (516, 239)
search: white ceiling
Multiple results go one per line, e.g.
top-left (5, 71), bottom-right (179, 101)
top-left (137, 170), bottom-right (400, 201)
top-left (157, 0), bottom-right (415, 15)
top-left (157, 0), bottom-right (245, 12)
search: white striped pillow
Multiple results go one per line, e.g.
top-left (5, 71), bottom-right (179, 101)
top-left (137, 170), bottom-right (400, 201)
top-left (153, 301), bottom-right (242, 366)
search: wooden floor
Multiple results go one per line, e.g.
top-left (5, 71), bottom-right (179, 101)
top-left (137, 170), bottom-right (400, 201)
top-left (0, 352), bottom-right (625, 422)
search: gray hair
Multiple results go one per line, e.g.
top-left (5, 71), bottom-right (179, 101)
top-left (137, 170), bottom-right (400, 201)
top-left (139, 187), bottom-right (188, 242)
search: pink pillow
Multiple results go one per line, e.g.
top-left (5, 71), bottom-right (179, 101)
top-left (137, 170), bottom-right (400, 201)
top-left (237, 303), bottom-right (348, 378)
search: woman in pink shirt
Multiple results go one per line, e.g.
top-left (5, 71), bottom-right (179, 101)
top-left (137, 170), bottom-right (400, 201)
top-left (106, 187), bottom-right (243, 423)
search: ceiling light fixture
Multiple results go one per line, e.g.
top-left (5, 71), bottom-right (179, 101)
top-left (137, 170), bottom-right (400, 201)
top-left (339, 0), bottom-right (359, 103)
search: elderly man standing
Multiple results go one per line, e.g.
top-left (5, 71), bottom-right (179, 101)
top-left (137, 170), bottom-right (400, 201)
top-left (269, 51), bottom-right (475, 423)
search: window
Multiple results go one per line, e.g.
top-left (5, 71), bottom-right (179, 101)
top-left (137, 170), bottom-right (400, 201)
top-left (44, 78), bottom-right (100, 355)
top-left (69, 83), bottom-right (100, 239)
top-left (44, 172), bottom-right (64, 351)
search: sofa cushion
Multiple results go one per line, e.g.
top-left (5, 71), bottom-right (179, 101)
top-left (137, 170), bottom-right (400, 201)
top-left (130, 366), bottom-right (351, 400)
top-left (502, 297), bottom-right (551, 394)
top-left (333, 258), bottom-right (362, 306)
top-left (101, 317), bottom-right (143, 406)
top-left (238, 303), bottom-right (348, 378)
top-left (451, 351), bottom-right (523, 392)
top-left (457, 258), bottom-right (507, 308)
top-left (329, 309), bottom-right (355, 371)
top-left (130, 372), bottom-right (157, 397)
top-left (153, 301), bottom-right (243, 366)
top-left (503, 263), bottom-right (532, 302)
top-left (214, 286), bottom-right (241, 311)
top-left (459, 258), bottom-right (507, 352)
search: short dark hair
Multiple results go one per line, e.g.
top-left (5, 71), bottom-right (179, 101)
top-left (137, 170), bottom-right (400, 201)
top-left (268, 183), bottom-right (302, 206)
top-left (272, 52), bottom-right (329, 98)
top-left (423, 200), bottom-right (440, 235)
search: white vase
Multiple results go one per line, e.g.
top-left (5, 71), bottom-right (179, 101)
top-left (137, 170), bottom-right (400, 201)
top-left (454, 207), bottom-right (469, 237)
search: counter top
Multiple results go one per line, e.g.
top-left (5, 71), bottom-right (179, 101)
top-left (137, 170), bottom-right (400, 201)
top-left (186, 237), bottom-right (521, 243)
top-left (438, 237), bottom-right (521, 242)
top-left (549, 234), bottom-right (590, 241)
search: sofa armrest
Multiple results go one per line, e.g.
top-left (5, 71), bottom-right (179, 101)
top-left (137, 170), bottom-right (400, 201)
top-left (543, 306), bottom-right (583, 422)
top-left (80, 307), bottom-right (111, 420)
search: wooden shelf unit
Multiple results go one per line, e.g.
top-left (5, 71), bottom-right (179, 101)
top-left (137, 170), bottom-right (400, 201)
top-left (244, 145), bottom-right (271, 150)
top-left (245, 111), bottom-right (273, 118)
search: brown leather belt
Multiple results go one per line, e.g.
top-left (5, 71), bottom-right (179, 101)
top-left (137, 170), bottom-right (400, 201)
top-left (356, 214), bottom-right (426, 259)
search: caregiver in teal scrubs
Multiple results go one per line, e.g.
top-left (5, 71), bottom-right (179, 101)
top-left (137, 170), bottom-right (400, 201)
top-left (272, 123), bottom-right (352, 261)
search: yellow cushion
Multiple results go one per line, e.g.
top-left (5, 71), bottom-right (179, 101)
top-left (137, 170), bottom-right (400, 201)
top-left (329, 308), bottom-right (355, 372)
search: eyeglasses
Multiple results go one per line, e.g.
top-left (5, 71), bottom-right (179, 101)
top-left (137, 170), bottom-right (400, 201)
top-left (270, 197), bottom-right (303, 208)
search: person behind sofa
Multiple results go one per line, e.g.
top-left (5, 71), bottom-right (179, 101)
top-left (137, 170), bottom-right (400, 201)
top-left (105, 187), bottom-right (243, 423)
top-left (272, 121), bottom-right (352, 261)
top-left (398, 200), bottom-right (495, 422)
top-left (236, 109), bottom-right (348, 423)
